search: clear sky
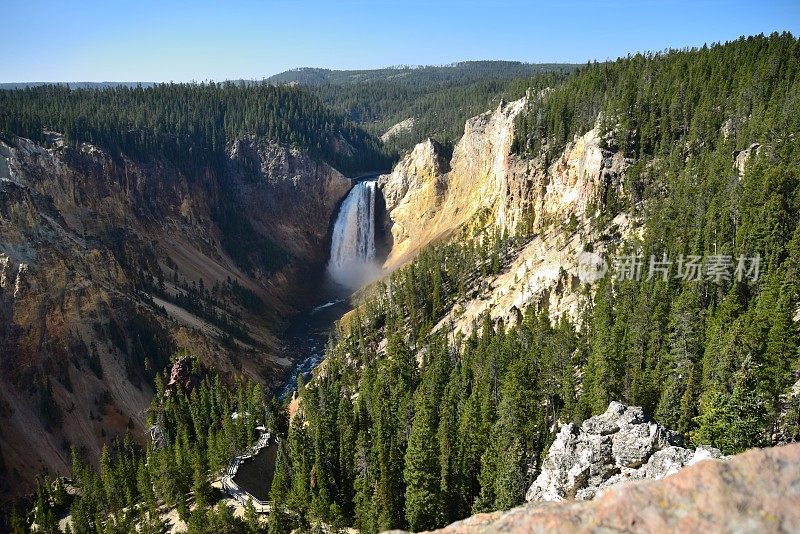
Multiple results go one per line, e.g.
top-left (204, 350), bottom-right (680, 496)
top-left (4, 0), bottom-right (798, 83)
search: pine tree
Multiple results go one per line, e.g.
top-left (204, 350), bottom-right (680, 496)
top-left (492, 439), bottom-right (525, 510)
top-left (244, 498), bottom-right (261, 534)
top-left (404, 390), bottom-right (442, 530)
top-left (692, 368), bottom-right (767, 454)
top-left (100, 445), bottom-right (118, 511)
top-left (33, 485), bottom-right (59, 534)
top-left (8, 506), bottom-right (27, 534)
top-left (267, 504), bottom-right (292, 534)
top-left (438, 372), bottom-right (462, 523)
top-left (191, 449), bottom-right (211, 509)
top-left (267, 440), bottom-right (294, 531)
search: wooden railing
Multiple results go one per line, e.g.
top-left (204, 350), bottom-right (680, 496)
top-left (220, 429), bottom-right (274, 513)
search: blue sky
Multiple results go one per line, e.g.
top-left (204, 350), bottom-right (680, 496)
top-left (4, 0), bottom-right (798, 83)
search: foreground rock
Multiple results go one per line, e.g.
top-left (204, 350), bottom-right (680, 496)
top-left (408, 442), bottom-right (800, 533)
top-left (527, 402), bottom-right (723, 502)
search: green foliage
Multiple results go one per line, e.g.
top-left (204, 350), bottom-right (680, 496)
top-left (691, 369), bottom-right (767, 454)
top-left (31, 358), bottom-right (271, 533)
top-left (283, 32), bottom-right (800, 531)
top-left (290, 269), bottom-right (578, 531)
top-left (513, 32), bottom-right (800, 161)
top-left (267, 61), bottom-right (575, 86)
top-left (272, 62), bottom-right (575, 154)
top-left (187, 502), bottom-right (248, 534)
top-left (0, 82), bottom-right (391, 177)
top-left (404, 373), bottom-right (444, 530)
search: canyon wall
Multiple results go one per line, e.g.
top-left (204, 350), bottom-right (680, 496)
top-left (0, 133), bottom-right (350, 500)
top-left (378, 97), bottom-right (630, 332)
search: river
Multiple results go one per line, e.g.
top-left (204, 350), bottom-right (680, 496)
top-left (234, 178), bottom-right (379, 502)
top-left (277, 288), bottom-right (352, 401)
top-left (277, 177), bottom-right (380, 401)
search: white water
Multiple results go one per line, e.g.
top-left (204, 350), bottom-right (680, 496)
top-left (327, 180), bottom-right (379, 288)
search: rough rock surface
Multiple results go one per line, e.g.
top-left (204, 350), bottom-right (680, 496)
top-left (380, 117), bottom-right (416, 143)
top-left (526, 402), bottom-right (723, 502)
top-left (405, 443), bottom-right (800, 534)
top-left (378, 138), bottom-right (450, 262)
top-left (734, 142), bottom-right (761, 176)
top-left (378, 98), bottom-right (630, 333)
top-left (226, 136), bottom-right (351, 262)
top-left (164, 358), bottom-right (199, 396)
top-left (378, 98), bottom-right (526, 268)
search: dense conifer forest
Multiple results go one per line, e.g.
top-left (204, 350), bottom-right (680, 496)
top-left (269, 62), bottom-right (575, 153)
top-left (0, 83), bottom-right (392, 176)
top-left (266, 61), bottom-right (573, 86)
top-left (10, 33), bottom-right (800, 534)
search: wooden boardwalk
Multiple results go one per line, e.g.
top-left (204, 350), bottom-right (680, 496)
top-left (220, 429), bottom-right (273, 513)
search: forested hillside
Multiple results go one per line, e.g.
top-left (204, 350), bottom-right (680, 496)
top-left (266, 61), bottom-right (572, 86)
top-left (13, 34), bottom-right (800, 534)
top-left (17, 355), bottom-right (281, 534)
top-left (0, 82), bottom-right (157, 90)
top-left (279, 33), bottom-right (800, 532)
top-left (269, 61), bottom-right (575, 153)
top-left (0, 82), bottom-right (391, 176)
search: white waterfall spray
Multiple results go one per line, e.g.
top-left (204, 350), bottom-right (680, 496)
top-left (327, 180), bottom-right (379, 288)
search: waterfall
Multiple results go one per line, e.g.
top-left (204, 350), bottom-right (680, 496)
top-left (327, 180), bottom-right (378, 288)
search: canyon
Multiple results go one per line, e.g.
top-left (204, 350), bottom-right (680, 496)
top-left (2, 66), bottom-right (798, 533)
top-left (0, 91), bottom-right (635, 505)
top-left (0, 132), bottom-right (352, 501)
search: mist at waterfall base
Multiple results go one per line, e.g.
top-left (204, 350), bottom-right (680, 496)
top-left (326, 180), bottom-right (383, 290)
top-left (278, 180), bottom-right (382, 400)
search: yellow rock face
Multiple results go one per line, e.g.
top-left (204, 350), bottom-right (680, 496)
top-left (380, 98), bottom-right (528, 268)
top-left (379, 100), bottom-right (631, 335)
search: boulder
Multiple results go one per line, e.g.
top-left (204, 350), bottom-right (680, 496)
top-left (525, 402), bottom-right (722, 503)
top-left (404, 443), bottom-right (800, 534)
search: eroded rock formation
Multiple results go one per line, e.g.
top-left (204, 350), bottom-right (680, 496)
top-left (379, 98), bottom-right (526, 268)
top-left (526, 402), bottom-right (723, 502)
top-left (379, 98), bottom-right (630, 333)
top-left (0, 133), bottom-right (350, 500)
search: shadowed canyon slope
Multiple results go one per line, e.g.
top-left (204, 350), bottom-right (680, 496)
top-left (0, 133), bottom-right (350, 500)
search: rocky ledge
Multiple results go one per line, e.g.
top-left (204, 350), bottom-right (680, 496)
top-left (415, 442), bottom-right (799, 533)
top-left (527, 401), bottom-right (723, 502)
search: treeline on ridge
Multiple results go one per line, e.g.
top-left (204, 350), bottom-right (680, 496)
top-left (0, 82), bottom-right (392, 176)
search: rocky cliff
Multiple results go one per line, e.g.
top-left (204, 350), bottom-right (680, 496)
top-left (403, 442), bottom-right (800, 533)
top-left (379, 98), bottom-right (527, 268)
top-left (378, 138), bottom-right (450, 263)
top-left (378, 98), bottom-right (629, 332)
top-left (0, 133), bottom-right (350, 500)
